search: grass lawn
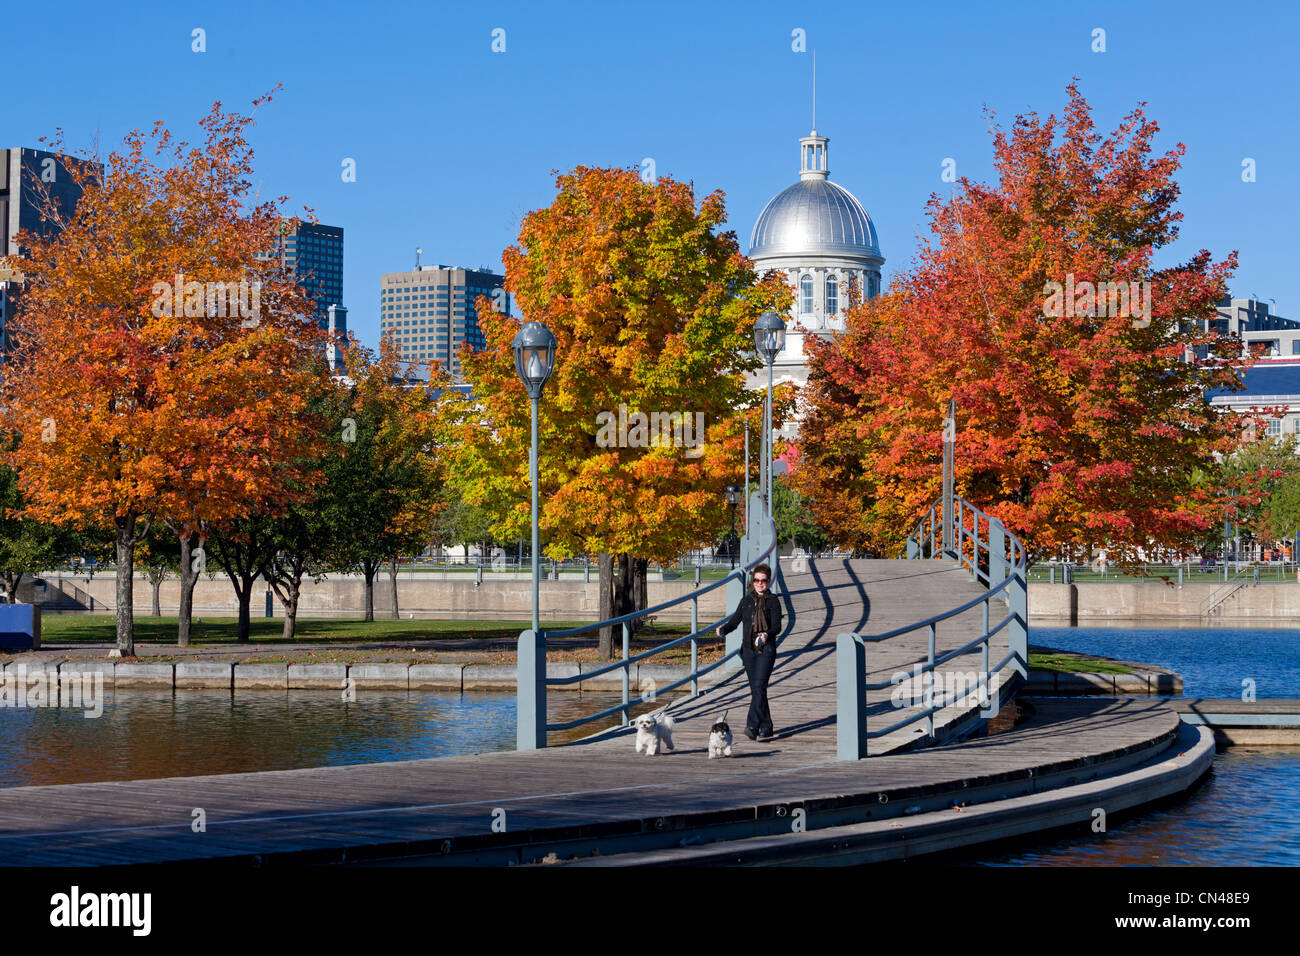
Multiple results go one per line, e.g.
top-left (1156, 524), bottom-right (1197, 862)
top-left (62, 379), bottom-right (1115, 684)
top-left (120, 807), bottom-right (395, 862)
top-left (1028, 651), bottom-right (1135, 675)
top-left (39, 615), bottom-right (691, 646)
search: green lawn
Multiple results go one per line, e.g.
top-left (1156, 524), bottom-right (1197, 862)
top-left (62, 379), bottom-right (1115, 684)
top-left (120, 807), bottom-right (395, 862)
top-left (1027, 651), bottom-right (1135, 675)
top-left (39, 616), bottom-right (691, 646)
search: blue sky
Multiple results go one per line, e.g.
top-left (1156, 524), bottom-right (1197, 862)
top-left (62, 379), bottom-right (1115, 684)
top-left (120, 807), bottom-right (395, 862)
top-left (8, 0), bottom-right (1297, 347)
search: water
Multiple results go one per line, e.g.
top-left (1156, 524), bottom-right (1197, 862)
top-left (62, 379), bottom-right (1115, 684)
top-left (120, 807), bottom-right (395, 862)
top-left (1032, 625), bottom-right (1300, 698)
top-left (0, 689), bottom-right (634, 789)
top-left (976, 746), bottom-right (1300, 866)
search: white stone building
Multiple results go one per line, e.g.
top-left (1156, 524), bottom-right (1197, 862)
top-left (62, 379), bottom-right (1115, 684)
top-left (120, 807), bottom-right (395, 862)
top-left (746, 128), bottom-right (885, 401)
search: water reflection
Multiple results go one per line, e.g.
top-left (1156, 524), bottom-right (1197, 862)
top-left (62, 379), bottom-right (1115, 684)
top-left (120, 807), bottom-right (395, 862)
top-left (0, 689), bottom-right (645, 789)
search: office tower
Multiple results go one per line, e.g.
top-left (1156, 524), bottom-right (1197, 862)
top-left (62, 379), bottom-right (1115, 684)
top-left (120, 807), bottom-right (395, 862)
top-left (0, 148), bottom-right (102, 361)
top-left (378, 262), bottom-right (506, 378)
top-left (259, 221), bottom-right (344, 329)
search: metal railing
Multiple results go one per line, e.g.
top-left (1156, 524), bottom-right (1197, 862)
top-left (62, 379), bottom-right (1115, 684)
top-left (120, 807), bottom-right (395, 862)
top-left (1201, 566), bottom-right (1256, 616)
top-left (837, 496), bottom-right (1028, 760)
top-left (516, 492), bottom-right (779, 748)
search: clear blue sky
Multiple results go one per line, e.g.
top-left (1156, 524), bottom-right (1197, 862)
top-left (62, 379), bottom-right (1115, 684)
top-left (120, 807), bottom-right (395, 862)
top-left (8, 0), bottom-right (1297, 347)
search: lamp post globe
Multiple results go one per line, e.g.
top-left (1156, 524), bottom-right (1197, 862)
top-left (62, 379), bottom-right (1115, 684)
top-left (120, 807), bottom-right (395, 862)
top-left (754, 311), bottom-right (786, 517)
top-left (512, 321), bottom-right (557, 400)
top-left (512, 320), bottom-right (557, 751)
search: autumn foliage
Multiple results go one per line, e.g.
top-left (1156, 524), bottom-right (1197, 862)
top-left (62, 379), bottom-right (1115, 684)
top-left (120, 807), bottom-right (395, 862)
top-left (0, 93), bottom-right (329, 652)
top-left (453, 166), bottom-right (788, 655)
top-left (793, 85), bottom-right (1247, 563)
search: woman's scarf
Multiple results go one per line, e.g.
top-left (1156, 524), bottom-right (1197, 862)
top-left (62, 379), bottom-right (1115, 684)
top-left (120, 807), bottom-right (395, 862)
top-left (752, 586), bottom-right (769, 637)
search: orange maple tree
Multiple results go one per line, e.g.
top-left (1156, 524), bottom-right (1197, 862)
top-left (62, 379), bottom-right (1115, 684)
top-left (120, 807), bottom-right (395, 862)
top-left (0, 93), bottom-right (328, 653)
top-left (794, 84), bottom-right (1247, 564)
top-left (453, 166), bottom-right (789, 657)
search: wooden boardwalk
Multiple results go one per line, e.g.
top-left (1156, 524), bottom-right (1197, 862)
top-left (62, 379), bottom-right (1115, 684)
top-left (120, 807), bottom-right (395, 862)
top-left (0, 558), bottom-right (1195, 866)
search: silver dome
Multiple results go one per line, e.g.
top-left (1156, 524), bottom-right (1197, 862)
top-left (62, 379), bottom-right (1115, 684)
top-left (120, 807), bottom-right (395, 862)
top-left (749, 178), bottom-right (881, 259)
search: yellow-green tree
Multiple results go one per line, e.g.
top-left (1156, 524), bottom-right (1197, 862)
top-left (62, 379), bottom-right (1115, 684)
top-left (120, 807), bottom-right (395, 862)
top-left (453, 166), bottom-right (789, 657)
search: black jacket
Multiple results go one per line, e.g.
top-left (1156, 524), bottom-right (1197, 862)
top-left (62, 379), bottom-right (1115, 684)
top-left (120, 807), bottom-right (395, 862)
top-left (719, 591), bottom-right (782, 655)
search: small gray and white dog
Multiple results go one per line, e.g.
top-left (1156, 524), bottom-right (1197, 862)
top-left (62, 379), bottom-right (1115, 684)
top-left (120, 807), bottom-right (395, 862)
top-left (633, 712), bottom-right (675, 755)
top-left (708, 712), bottom-right (733, 758)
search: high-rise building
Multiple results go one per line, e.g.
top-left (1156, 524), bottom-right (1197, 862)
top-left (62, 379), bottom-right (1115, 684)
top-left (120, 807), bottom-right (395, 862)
top-left (259, 221), bottom-right (344, 329)
top-left (378, 263), bottom-right (506, 377)
top-left (0, 147), bottom-right (102, 361)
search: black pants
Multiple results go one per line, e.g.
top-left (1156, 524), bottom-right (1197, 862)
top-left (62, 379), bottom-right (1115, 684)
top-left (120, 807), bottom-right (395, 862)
top-left (742, 647), bottom-right (776, 735)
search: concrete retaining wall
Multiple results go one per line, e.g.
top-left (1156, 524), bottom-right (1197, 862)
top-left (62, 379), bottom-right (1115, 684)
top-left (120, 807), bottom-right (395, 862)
top-left (26, 575), bottom-right (725, 624)
top-left (1031, 579), bottom-right (1300, 623)
top-left (1, 659), bottom-right (696, 693)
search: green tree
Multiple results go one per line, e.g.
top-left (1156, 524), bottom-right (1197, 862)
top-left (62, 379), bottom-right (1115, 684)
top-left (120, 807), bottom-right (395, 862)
top-left (772, 475), bottom-right (827, 553)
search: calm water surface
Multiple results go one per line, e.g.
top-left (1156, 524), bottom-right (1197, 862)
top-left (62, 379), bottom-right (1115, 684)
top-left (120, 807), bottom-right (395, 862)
top-left (0, 689), bottom-right (635, 789)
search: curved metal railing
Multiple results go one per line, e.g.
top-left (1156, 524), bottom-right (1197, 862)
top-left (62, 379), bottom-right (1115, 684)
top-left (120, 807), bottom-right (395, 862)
top-left (517, 493), bottom-right (779, 746)
top-left (837, 495), bottom-right (1029, 759)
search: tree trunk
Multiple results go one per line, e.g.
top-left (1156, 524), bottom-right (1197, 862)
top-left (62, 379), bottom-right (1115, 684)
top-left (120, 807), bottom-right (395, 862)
top-left (388, 557), bottom-right (399, 619)
top-left (631, 557), bottom-right (648, 636)
top-left (598, 552), bottom-right (637, 660)
top-left (237, 581), bottom-right (253, 642)
top-left (177, 533), bottom-right (197, 645)
top-left (281, 576), bottom-right (301, 641)
top-left (114, 516), bottom-right (135, 656)
top-left (598, 552), bottom-right (615, 659)
top-left (152, 577), bottom-right (162, 616)
top-left (1, 571), bottom-right (17, 603)
top-left (363, 560), bottom-right (376, 623)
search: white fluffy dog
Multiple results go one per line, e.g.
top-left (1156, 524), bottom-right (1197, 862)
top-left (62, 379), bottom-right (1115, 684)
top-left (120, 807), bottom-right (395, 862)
top-left (708, 713), bottom-right (733, 759)
top-left (633, 712), bottom-right (675, 755)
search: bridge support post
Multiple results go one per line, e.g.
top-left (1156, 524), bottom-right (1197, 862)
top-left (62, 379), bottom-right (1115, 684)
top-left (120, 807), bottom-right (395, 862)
top-left (907, 537), bottom-right (919, 559)
top-left (516, 629), bottom-right (547, 750)
top-left (836, 633), bottom-right (868, 760)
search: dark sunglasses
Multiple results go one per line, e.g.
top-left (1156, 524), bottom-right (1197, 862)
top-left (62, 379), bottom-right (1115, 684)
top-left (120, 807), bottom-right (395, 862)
top-left (753, 576), bottom-right (769, 583)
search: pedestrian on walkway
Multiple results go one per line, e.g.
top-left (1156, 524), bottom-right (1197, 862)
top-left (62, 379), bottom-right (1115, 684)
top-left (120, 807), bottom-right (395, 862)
top-left (716, 563), bottom-right (782, 740)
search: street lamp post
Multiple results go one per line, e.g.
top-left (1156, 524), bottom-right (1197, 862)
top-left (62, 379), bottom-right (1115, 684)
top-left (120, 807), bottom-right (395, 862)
top-left (512, 321), bottom-right (557, 750)
top-left (725, 485), bottom-right (741, 569)
top-left (755, 311), bottom-right (786, 518)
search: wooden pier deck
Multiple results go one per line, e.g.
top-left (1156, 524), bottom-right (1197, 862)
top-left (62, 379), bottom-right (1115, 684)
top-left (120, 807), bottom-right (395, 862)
top-left (0, 559), bottom-right (1207, 866)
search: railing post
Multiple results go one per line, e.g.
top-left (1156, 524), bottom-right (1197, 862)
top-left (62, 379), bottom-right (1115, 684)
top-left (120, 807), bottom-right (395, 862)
top-left (907, 536), bottom-right (919, 559)
top-left (981, 601), bottom-right (990, 704)
top-left (836, 633), bottom-right (867, 760)
top-left (926, 622), bottom-right (936, 738)
top-left (621, 621), bottom-right (631, 726)
top-left (1009, 555), bottom-right (1029, 680)
top-left (989, 518), bottom-right (1007, 591)
top-left (516, 628), bottom-right (546, 750)
top-left (942, 398), bottom-right (955, 554)
top-left (1178, 566), bottom-right (1183, 586)
top-left (691, 595), bottom-right (699, 697)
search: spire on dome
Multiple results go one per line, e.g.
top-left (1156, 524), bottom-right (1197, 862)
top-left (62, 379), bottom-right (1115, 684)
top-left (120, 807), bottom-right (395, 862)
top-left (799, 131), bottom-right (829, 181)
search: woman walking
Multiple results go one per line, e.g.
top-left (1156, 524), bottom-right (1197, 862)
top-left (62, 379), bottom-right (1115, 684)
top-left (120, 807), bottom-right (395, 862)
top-left (716, 563), bottom-right (782, 740)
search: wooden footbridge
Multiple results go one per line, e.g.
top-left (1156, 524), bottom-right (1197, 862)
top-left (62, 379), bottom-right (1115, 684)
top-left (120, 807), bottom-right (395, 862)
top-left (0, 495), bottom-right (1215, 866)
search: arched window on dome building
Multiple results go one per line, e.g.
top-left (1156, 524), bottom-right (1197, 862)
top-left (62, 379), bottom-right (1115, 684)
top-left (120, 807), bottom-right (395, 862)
top-left (826, 275), bottom-right (839, 315)
top-left (800, 274), bottom-right (814, 315)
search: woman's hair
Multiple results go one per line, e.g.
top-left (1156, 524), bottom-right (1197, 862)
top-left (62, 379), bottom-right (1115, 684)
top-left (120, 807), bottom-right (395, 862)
top-left (750, 563), bottom-right (773, 593)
